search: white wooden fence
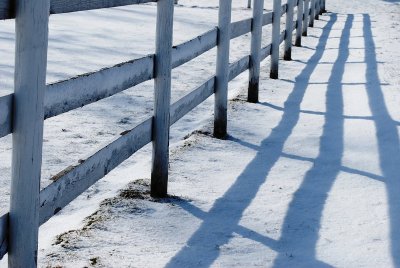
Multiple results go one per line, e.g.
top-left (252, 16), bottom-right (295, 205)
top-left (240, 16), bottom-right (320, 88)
top-left (0, 0), bottom-right (326, 266)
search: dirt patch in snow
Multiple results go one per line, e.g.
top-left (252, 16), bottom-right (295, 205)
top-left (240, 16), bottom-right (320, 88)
top-left (52, 178), bottom-right (189, 250)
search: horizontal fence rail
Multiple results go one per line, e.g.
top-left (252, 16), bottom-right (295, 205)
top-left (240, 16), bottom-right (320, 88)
top-left (0, 0), bottom-right (327, 265)
top-left (0, 0), bottom-right (157, 20)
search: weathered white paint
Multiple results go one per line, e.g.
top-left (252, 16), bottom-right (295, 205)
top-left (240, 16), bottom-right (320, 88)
top-left (270, 0), bottom-right (282, 79)
top-left (214, 0), bottom-right (232, 139)
top-left (302, 0), bottom-right (310, 36)
top-left (284, 0), bottom-right (295, 60)
top-left (229, 55), bottom-right (250, 82)
top-left (295, 0), bottom-right (304, 46)
top-left (0, 0), bottom-right (156, 20)
top-left (263, 12), bottom-right (273, 26)
top-left (172, 28), bottom-right (217, 68)
top-left (248, 0), bottom-right (264, 103)
top-left (170, 77), bottom-right (215, 125)
top-left (261, 43), bottom-right (272, 61)
top-left (230, 18), bottom-right (252, 40)
top-left (9, 0), bottom-right (50, 265)
top-left (39, 118), bottom-right (153, 225)
top-left (0, 55), bottom-right (155, 137)
top-left (45, 55), bottom-right (154, 119)
top-left (50, 0), bottom-right (156, 14)
top-left (151, 0), bottom-right (174, 197)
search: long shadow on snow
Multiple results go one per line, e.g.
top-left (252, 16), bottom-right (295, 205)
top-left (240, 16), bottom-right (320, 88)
top-left (362, 14), bottom-right (400, 268)
top-left (272, 14), bottom-right (353, 267)
top-left (165, 13), bottom-right (338, 268)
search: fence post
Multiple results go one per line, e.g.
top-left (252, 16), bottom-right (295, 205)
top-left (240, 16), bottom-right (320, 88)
top-left (247, 0), bottom-right (264, 103)
top-left (284, 0), bottom-right (295, 60)
top-left (295, 0), bottom-right (304, 46)
top-left (309, 0), bottom-right (315, 27)
top-left (302, 0), bottom-right (310, 36)
top-left (214, 0), bottom-right (232, 139)
top-left (270, 0), bottom-right (281, 79)
top-left (8, 0), bottom-right (49, 266)
top-left (318, 0), bottom-right (322, 15)
top-left (151, 0), bottom-right (174, 198)
top-left (315, 0), bottom-right (319, 20)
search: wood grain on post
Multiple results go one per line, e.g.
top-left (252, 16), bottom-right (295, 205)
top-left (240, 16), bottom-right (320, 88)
top-left (214, 0), bottom-right (232, 138)
top-left (309, 0), bottom-right (315, 27)
top-left (151, 0), bottom-right (174, 198)
top-left (270, 0), bottom-right (281, 79)
top-left (284, 0), bottom-right (294, 60)
top-left (302, 0), bottom-right (310, 36)
top-left (247, 0), bottom-right (264, 103)
top-left (8, 0), bottom-right (50, 266)
top-left (295, 0), bottom-right (304, 46)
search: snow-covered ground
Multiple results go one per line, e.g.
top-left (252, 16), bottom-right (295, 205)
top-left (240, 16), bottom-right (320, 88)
top-left (1, 0), bottom-right (400, 267)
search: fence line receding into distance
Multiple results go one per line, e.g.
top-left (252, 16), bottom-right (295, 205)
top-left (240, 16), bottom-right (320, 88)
top-left (0, 0), bottom-right (326, 266)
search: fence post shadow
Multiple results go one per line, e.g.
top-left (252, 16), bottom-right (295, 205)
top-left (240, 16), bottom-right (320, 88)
top-left (164, 13), bottom-right (338, 268)
top-left (272, 13), bottom-right (353, 268)
top-left (362, 13), bottom-right (400, 268)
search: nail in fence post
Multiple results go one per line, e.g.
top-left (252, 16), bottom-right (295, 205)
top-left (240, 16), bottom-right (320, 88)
top-left (214, 0), bottom-right (232, 139)
top-left (151, 0), bottom-right (174, 198)
top-left (284, 0), bottom-right (295, 60)
top-left (295, 0), bottom-right (304, 46)
top-left (309, 0), bottom-right (315, 27)
top-left (9, 0), bottom-right (49, 266)
top-left (248, 0), bottom-right (265, 103)
top-left (302, 0), bottom-right (310, 36)
top-left (270, 0), bottom-right (281, 79)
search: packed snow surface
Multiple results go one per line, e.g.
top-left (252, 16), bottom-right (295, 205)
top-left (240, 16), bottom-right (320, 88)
top-left (1, 0), bottom-right (400, 267)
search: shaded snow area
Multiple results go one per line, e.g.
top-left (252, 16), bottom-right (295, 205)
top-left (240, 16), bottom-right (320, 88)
top-left (1, 0), bottom-right (400, 267)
